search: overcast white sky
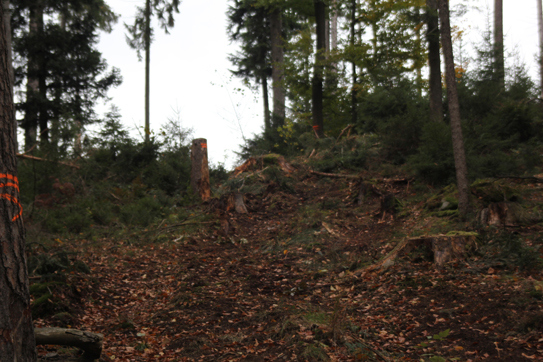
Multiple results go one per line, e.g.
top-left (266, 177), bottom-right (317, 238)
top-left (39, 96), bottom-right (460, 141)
top-left (95, 0), bottom-right (541, 170)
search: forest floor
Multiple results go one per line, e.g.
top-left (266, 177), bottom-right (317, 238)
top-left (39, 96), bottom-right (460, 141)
top-left (31, 167), bottom-right (543, 361)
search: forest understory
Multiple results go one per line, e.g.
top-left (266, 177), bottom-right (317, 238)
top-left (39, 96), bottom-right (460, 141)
top-left (29, 165), bottom-right (543, 362)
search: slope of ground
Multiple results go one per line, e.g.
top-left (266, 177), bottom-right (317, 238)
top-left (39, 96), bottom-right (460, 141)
top-left (32, 167), bottom-right (543, 361)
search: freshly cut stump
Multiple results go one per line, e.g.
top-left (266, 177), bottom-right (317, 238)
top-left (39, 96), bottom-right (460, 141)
top-left (191, 138), bottom-right (211, 201)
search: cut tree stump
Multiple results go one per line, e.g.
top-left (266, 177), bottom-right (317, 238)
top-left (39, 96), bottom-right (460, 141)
top-left (359, 233), bottom-right (477, 274)
top-left (378, 193), bottom-right (398, 218)
top-left (35, 327), bottom-right (103, 361)
top-left (191, 138), bottom-right (211, 201)
top-left (233, 193), bottom-right (248, 214)
top-left (478, 202), bottom-right (518, 227)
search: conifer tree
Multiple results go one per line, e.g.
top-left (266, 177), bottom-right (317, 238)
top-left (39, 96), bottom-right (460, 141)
top-left (13, 0), bottom-right (121, 152)
top-left (125, 0), bottom-right (180, 144)
top-left (227, 0), bottom-right (272, 132)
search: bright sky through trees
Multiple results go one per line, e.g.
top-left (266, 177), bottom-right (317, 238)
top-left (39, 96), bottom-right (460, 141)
top-left (94, 0), bottom-right (540, 169)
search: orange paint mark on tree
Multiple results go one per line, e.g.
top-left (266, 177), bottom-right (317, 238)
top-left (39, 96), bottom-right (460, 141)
top-left (201, 143), bottom-right (207, 149)
top-left (0, 174), bottom-right (22, 222)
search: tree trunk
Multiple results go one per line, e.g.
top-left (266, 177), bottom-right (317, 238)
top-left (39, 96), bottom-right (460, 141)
top-left (24, 1), bottom-right (43, 151)
top-left (494, 0), bottom-right (504, 89)
top-left (324, 10), bottom-right (330, 54)
top-left (330, 0), bottom-right (338, 74)
top-left (144, 0), bottom-right (151, 143)
top-left (538, 0), bottom-right (543, 99)
top-left (190, 138), bottom-right (210, 201)
top-left (34, 328), bottom-right (102, 361)
top-left (262, 76), bottom-right (270, 132)
top-left (438, 0), bottom-right (470, 218)
top-left (331, 0), bottom-right (338, 50)
top-left (270, 8), bottom-right (285, 129)
top-left (2, 0), bottom-right (14, 152)
top-left (0, 3), bottom-right (37, 360)
top-left (350, 0), bottom-right (357, 125)
top-left (312, 0), bottom-right (326, 138)
top-left (426, 0), bottom-right (443, 122)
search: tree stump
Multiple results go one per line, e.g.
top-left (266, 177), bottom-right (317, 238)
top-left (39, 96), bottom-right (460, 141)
top-left (359, 233), bottom-right (477, 274)
top-left (378, 193), bottom-right (398, 218)
top-left (190, 138), bottom-right (211, 201)
top-left (478, 202), bottom-right (518, 227)
top-left (232, 193), bottom-right (248, 214)
top-left (35, 328), bottom-right (103, 361)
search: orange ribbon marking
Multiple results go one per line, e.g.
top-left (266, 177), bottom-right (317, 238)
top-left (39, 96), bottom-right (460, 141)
top-left (312, 125), bottom-right (320, 130)
top-left (201, 143), bottom-right (207, 149)
top-left (0, 173), bottom-right (22, 222)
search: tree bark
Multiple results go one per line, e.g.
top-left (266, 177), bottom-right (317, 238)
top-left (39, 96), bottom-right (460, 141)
top-left (0, 3), bottom-right (37, 360)
top-left (438, 0), bottom-right (470, 218)
top-left (144, 0), bottom-right (151, 143)
top-left (190, 138), bottom-right (210, 202)
top-left (270, 8), bottom-right (285, 129)
top-left (262, 76), bottom-right (270, 132)
top-left (330, 0), bottom-right (338, 74)
top-left (494, 0), bottom-right (504, 89)
top-left (24, 1), bottom-right (43, 151)
top-left (538, 0), bottom-right (543, 99)
top-left (426, 0), bottom-right (443, 122)
top-left (34, 328), bottom-right (102, 361)
top-left (331, 0), bottom-right (338, 51)
top-left (312, 0), bottom-right (326, 138)
top-left (2, 0), bottom-right (14, 152)
top-left (350, 0), bottom-right (357, 125)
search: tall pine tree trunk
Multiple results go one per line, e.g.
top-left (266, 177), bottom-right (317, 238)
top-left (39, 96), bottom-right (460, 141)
top-left (538, 0), bottom-right (543, 99)
top-left (144, 0), bottom-right (151, 143)
top-left (331, 0), bottom-right (338, 73)
top-left (312, 0), bottom-right (326, 138)
top-left (270, 8), bottom-right (285, 130)
top-left (2, 0), bottom-right (15, 151)
top-left (24, 1), bottom-right (43, 151)
top-left (350, 0), bottom-right (357, 125)
top-left (494, 0), bottom-right (504, 89)
top-left (439, 0), bottom-right (470, 218)
top-left (0, 3), bottom-right (38, 359)
top-left (426, 0), bottom-right (443, 122)
top-left (262, 76), bottom-right (270, 132)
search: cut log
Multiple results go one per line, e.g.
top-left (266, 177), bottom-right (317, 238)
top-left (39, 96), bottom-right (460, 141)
top-left (190, 138), bottom-right (211, 201)
top-left (17, 153), bottom-right (80, 169)
top-left (233, 154), bottom-right (295, 176)
top-left (34, 327), bottom-right (103, 361)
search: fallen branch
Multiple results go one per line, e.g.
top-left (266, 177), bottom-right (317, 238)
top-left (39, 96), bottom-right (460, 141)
top-left (335, 124), bottom-right (353, 143)
top-left (309, 170), bottom-right (360, 179)
top-left (17, 153), bottom-right (80, 169)
top-left (35, 327), bottom-right (103, 361)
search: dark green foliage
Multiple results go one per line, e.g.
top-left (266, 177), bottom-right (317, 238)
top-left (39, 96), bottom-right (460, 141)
top-left (20, 108), bottom-right (193, 236)
top-left (478, 231), bottom-right (542, 272)
top-left (13, 0), bottom-right (121, 150)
